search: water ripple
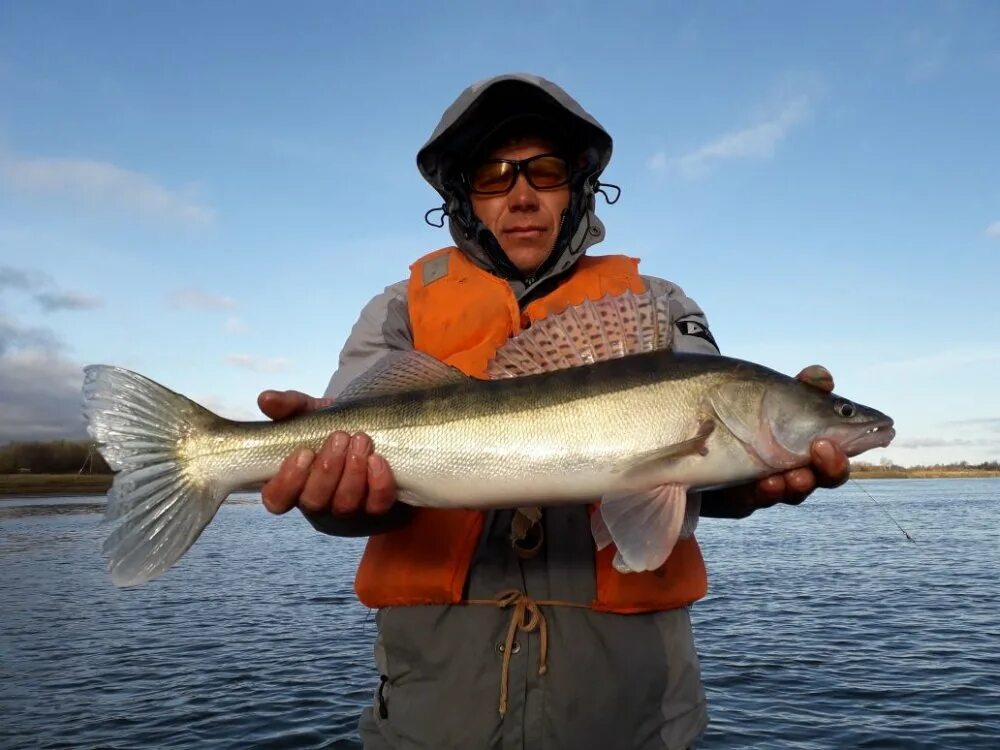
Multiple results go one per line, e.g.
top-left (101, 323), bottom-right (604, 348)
top-left (1, 480), bottom-right (998, 748)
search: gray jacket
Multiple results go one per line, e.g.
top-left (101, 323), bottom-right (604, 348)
top-left (317, 272), bottom-right (718, 750)
top-left (316, 74), bottom-right (721, 750)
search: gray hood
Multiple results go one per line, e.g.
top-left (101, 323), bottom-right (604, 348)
top-left (417, 73), bottom-right (614, 299)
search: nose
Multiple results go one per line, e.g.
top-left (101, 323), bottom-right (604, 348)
top-left (506, 173), bottom-right (539, 212)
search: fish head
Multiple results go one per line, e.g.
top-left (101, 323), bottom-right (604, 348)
top-left (761, 380), bottom-right (896, 464)
top-left (711, 375), bottom-right (895, 471)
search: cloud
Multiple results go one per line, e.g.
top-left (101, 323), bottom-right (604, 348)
top-left (646, 152), bottom-right (668, 172)
top-left (0, 265), bottom-right (104, 313)
top-left (34, 291), bottom-right (103, 311)
top-left (0, 316), bottom-right (87, 442)
top-left (985, 221), bottom-right (1000, 239)
top-left (223, 316), bottom-right (248, 334)
top-left (649, 96), bottom-right (810, 179)
top-left (892, 437), bottom-right (987, 449)
top-left (0, 153), bottom-right (214, 226)
top-left (0, 317), bottom-right (62, 354)
top-left (0, 266), bottom-right (45, 291)
top-left (168, 289), bottom-right (236, 311)
top-left (942, 417), bottom-right (1000, 431)
top-left (225, 354), bottom-right (291, 373)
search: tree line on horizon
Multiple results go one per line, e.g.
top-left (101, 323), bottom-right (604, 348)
top-left (849, 459), bottom-right (999, 472)
top-left (0, 440), bottom-right (112, 475)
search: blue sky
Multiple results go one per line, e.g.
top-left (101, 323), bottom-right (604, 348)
top-left (1, 1), bottom-right (998, 466)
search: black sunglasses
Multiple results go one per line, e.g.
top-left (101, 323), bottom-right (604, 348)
top-left (467, 153), bottom-right (571, 196)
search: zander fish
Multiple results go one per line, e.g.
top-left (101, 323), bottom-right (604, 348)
top-left (81, 291), bottom-right (894, 587)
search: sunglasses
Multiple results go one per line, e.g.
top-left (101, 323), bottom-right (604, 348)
top-left (467, 153), bottom-right (571, 196)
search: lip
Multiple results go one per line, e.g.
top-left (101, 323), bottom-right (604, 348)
top-left (840, 419), bottom-right (896, 456)
top-left (503, 226), bottom-right (547, 235)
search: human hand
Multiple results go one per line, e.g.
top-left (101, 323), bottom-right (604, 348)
top-left (257, 389), bottom-right (398, 518)
top-left (700, 365), bottom-right (850, 519)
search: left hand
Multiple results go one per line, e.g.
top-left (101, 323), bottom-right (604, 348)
top-left (700, 365), bottom-right (850, 519)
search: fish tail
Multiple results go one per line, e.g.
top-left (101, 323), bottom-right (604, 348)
top-left (82, 365), bottom-right (228, 587)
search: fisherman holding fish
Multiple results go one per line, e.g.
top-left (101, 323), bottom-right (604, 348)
top-left (253, 75), bottom-right (854, 749)
top-left (84, 72), bottom-right (893, 749)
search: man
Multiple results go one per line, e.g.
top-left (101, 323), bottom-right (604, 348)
top-left (259, 74), bottom-right (849, 749)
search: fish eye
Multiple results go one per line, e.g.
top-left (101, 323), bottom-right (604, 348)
top-left (835, 401), bottom-right (856, 418)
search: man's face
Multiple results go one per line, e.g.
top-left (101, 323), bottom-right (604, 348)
top-left (469, 137), bottom-right (571, 277)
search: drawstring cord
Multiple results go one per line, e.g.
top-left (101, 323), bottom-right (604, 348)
top-left (465, 590), bottom-right (589, 716)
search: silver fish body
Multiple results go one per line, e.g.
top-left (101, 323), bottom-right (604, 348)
top-left (82, 292), bottom-right (894, 586)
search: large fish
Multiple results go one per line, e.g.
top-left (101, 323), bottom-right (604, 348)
top-left (82, 291), bottom-right (894, 587)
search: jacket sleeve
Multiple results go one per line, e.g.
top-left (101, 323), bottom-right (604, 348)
top-left (643, 275), bottom-right (720, 355)
top-left (324, 280), bottom-right (413, 399)
top-left (305, 280), bottom-right (415, 537)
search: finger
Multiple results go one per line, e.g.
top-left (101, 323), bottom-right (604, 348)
top-left (261, 448), bottom-right (315, 514)
top-left (811, 439), bottom-right (850, 488)
top-left (795, 365), bottom-right (834, 393)
top-left (257, 390), bottom-right (310, 421)
top-left (299, 432), bottom-right (350, 513)
top-left (780, 467), bottom-right (816, 505)
top-left (331, 433), bottom-right (373, 516)
top-left (752, 474), bottom-right (787, 508)
top-left (364, 455), bottom-right (398, 515)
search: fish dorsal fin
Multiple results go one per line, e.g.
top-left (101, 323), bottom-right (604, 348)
top-left (336, 351), bottom-right (468, 402)
top-left (486, 290), bottom-right (672, 379)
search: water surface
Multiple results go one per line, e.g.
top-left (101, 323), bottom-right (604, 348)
top-left (1, 480), bottom-right (998, 749)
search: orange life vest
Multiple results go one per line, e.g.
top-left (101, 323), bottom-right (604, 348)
top-left (353, 247), bottom-right (708, 613)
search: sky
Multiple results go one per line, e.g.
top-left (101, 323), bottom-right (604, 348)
top-left (1, 1), bottom-right (998, 467)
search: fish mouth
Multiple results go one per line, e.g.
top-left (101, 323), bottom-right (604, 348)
top-left (837, 419), bottom-right (896, 457)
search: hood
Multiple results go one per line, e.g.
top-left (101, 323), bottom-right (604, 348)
top-left (417, 73), bottom-right (614, 299)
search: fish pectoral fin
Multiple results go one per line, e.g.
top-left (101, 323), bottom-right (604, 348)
top-left (594, 483), bottom-right (690, 573)
top-left (485, 290), bottom-right (672, 379)
top-left (616, 419), bottom-right (715, 478)
top-left (590, 507), bottom-right (614, 550)
top-left (336, 351), bottom-right (469, 402)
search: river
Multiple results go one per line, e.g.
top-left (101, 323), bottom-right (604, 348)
top-left (1, 479), bottom-right (997, 749)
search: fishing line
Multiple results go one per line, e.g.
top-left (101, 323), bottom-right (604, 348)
top-left (849, 478), bottom-right (915, 543)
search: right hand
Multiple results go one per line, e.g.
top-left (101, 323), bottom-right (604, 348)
top-left (256, 389), bottom-right (398, 518)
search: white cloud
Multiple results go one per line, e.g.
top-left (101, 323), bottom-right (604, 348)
top-left (650, 96), bottom-right (811, 179)
top-left (225, 353), bottom-right (291, 373)
top-left (223, 316), bottom-right (248, 334)
top-left (169, 289), bottom-right (236, 311)
top-left (646, 152), bottom-right (668, 172)
top-left (985, 221), bottom-right (1000, 239)
top-left (0, 153), bottom-right (214, 225)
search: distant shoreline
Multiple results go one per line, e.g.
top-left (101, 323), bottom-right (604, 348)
top-left (2, 469), bottom-right (998, 499)
top-left (0, 474), bottom-right (112, 498)
top-left (850, 468), bottom-right (1000, 479)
